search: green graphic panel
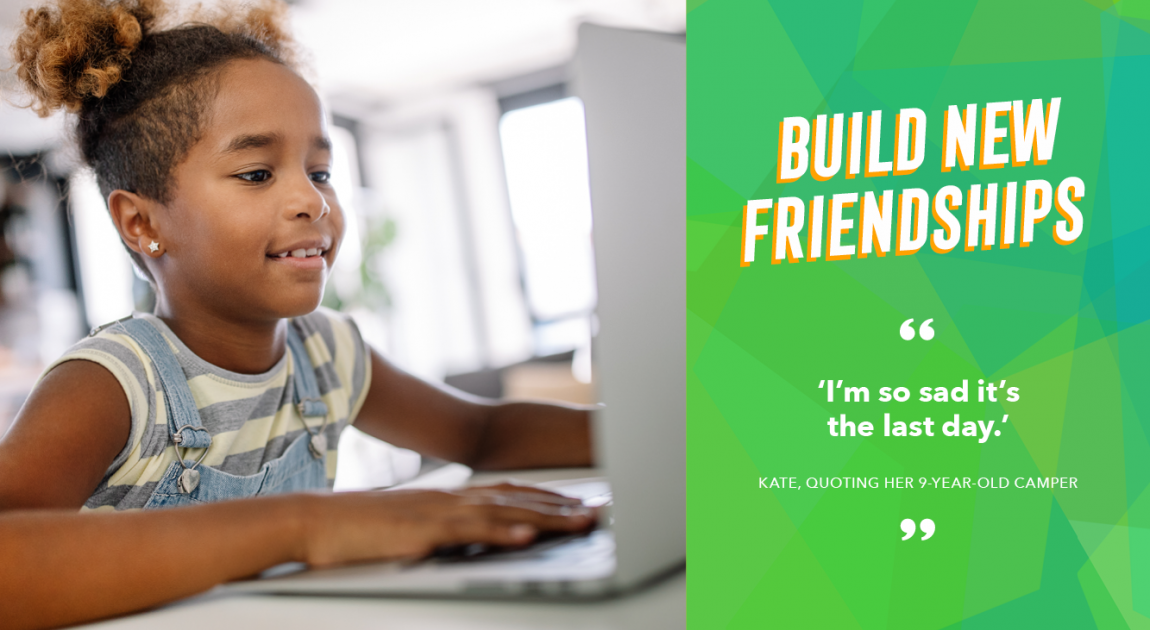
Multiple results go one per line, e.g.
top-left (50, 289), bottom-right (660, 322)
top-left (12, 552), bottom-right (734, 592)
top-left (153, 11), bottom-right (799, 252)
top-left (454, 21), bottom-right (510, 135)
top-left (687, 1), bottom-right (1150, 628)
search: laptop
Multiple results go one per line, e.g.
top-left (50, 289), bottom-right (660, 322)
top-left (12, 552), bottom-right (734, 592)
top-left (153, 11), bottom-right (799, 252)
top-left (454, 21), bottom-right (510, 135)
top-left (227, 23), bottom-right (685, 599)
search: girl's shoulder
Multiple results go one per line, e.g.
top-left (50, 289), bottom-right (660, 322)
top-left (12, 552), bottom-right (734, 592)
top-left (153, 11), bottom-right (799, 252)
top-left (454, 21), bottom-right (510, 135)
top-left (289, 308), bottom-right (371, 407)
top-left (292, 309), bottom-right (372, 427)
top-left (290, 307), bottom-right (368, 359)
top-left (49, 316), bottom-right (159, 429)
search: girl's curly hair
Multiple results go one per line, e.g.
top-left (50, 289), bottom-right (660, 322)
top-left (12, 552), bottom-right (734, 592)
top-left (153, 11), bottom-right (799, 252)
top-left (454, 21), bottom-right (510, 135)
top-left (8, 0), bottom-right (300, 282)
top-left (10, 0), bottom-right (298, 203)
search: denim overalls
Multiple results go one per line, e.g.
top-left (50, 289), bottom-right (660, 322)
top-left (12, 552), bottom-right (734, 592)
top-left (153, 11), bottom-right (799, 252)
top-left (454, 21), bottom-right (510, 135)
top-left (112, 317), bottom-right (331, 509)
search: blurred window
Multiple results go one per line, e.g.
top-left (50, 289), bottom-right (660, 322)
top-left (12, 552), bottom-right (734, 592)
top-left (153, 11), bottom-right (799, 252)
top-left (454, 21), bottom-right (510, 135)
top-left (71, 171), bottom-right (135, 328)
top-left (498, 95), bottom-right (596, 359)
top-left (325, 124), bottom-right (367, 308)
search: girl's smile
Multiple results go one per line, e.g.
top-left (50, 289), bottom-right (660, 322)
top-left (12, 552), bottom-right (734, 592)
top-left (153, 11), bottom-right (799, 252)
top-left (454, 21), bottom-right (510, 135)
top-left (268, 237), bottom-right (332, 270)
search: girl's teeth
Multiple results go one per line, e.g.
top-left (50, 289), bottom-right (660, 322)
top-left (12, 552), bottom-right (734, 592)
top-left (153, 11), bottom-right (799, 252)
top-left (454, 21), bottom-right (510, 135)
top-left (276, 248), bottom-right (324, 259)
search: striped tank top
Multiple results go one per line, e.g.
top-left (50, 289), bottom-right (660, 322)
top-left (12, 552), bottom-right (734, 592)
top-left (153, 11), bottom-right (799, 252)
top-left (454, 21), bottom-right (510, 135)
top-left (46, 309), bottom-right (372, 511)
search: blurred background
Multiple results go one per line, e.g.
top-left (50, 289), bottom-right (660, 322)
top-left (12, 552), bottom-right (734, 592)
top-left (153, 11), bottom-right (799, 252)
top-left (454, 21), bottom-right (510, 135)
top-left (0, 0), bottom-right (684, 488)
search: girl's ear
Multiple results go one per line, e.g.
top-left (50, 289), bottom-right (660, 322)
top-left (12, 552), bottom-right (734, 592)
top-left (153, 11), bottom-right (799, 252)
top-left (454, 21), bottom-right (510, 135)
top-left (107, 190), bottom-right (164, 257)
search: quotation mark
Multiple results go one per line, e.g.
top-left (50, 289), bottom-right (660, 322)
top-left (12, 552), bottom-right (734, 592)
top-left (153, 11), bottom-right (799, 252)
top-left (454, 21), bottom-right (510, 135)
top-left (899, 318), bottom-right (935, 341)
top-left (900, 518), bottom-right (935, 541)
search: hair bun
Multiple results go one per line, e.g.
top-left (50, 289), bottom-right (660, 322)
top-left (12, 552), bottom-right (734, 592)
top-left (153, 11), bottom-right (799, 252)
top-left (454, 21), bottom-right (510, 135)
top-left (10, 0), bottom-right (163, 116)
top-left (206, 0), bottom-right (296, 67)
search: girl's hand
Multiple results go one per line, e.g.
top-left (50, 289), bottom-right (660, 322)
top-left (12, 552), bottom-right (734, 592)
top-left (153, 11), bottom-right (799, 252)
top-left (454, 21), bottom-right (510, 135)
top-left (298, 484), bottom-right (595, 567)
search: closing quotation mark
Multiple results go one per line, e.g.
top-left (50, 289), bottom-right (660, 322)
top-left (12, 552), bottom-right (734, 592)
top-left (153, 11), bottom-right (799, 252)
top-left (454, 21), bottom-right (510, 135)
top-left (899, 318), bottom-right (935, 341)
top-left (900, 518), bottom-right (936, 541)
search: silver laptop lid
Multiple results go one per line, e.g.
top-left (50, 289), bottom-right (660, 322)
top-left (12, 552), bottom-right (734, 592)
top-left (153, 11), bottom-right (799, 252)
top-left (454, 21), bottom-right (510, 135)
top-left (574, 24), bottom-right (685, 588)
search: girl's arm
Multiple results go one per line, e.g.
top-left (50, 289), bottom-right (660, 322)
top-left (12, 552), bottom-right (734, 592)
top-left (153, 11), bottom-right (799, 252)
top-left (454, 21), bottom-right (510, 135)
top-left (0, 486), bottom-right (594, 630)
top-left (353, 348), bottom-right (594, 470)
top-left (0, 360), bottom-right (133, 509)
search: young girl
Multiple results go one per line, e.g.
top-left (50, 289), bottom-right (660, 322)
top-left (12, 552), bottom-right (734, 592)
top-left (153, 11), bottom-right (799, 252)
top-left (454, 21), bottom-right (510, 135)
top-left (0, 0), bottom-right (594, 621)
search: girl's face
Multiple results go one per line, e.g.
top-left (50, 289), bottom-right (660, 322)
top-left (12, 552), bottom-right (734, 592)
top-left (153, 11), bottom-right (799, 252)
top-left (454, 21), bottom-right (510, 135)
top-left (155, 58), bottom-right (344, 322)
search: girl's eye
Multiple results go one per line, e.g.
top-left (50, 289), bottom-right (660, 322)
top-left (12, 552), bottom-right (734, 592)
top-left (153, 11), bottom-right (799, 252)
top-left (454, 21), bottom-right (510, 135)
top-left (310, 171), bottom-right (332, 184)
top-left (237, 169), bottom-right (272, 183)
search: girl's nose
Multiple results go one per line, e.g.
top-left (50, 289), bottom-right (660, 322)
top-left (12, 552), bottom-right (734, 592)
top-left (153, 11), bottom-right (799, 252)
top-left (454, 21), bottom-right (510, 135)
top-left (296, 202), bottom-right (330, 221)
top-left (286, 173), bottom-right (329, 222)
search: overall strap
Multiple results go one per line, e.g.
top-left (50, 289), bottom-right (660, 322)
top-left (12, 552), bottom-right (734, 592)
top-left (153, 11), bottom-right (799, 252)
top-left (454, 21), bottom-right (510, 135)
top-left (117, 318), bottom-right (213, 449)
top-left (285, 322), bottom-right (329, 419)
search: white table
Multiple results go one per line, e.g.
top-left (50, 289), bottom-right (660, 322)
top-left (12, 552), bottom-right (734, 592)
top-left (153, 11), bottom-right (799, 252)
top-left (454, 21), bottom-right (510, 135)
top-left (82, 469), bottom-right (686, 630)
top-left (83, 572), bottom-right (685, 630)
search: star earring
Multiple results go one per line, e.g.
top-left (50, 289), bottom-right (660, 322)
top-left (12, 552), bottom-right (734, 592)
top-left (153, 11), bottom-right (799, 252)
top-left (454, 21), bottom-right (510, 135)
top-left (148, 241), bottom-right (160, 254)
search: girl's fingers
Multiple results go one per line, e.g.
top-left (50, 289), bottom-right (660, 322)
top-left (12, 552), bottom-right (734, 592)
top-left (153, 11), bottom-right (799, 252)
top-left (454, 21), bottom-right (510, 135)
top-left (461, 502), bottom-right (597, 533)
top-left (430, 504), bottom-right (593, 549)
top-left (434, 516), bottom-right (539, 547)
top-left (459, 484), bottom-right (584, 506)
top-left (459, 492), bottom-right (583, 512)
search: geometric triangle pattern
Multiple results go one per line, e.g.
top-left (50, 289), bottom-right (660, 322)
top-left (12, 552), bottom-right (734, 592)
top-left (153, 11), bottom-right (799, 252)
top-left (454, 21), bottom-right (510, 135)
top-left (688, 1), bottom-right (1150, 627)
